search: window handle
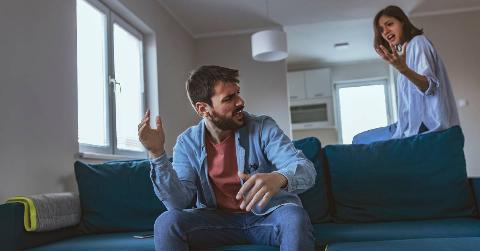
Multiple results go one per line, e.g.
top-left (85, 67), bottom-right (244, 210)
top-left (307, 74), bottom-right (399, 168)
top-left (109, 76), bottom-right (122, 93)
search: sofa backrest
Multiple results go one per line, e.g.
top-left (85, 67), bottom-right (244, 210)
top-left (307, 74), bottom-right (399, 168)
top-left (72, 126), bottom-right (477, 232)
top-left (323, 126), bottom-right (477, 222)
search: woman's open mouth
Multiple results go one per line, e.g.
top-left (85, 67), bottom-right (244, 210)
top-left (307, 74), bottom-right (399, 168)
top-left (387, 34), bottom-right (396, 43)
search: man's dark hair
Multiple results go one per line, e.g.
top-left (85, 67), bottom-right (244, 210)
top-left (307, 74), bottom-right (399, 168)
top-left (186, 65), bottom-right (239, 108)
top-left (373, 5), bottom-right (423, 51)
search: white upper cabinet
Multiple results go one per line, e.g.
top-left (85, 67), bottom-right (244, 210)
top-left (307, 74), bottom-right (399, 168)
top-left (287, 71), bottom-right (306, 101)
top-left (305, 68), bottom-right (331, 99)
top-left (287, 68), bottom-right (331, 102)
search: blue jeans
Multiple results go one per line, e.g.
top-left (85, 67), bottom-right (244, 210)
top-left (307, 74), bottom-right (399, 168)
top-left (352, 122), bottom-right (429, 144)
top-left (153, 204), bottom-right (315, 251)
top-left (352, 123), bottom-right (398, 144)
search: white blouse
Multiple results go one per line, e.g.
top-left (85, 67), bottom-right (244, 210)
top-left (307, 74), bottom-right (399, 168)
top-left (392, 35), bottom-right (460, 138)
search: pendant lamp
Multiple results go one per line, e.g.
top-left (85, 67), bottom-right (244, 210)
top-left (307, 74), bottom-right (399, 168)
top-left (251, 30), bottom-right (288, 62)
top-left (251, 0), bottom-right (288, 62)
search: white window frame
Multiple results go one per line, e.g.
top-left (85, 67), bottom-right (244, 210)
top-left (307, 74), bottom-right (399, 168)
top-left (77, 0), bottom-right (147, 158)
top-left (333, 77), bottom-right (395, 144)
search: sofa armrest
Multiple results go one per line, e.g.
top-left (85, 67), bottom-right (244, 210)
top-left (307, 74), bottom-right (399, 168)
top-left (0, 203), bottom-right (24, 251)
top-left (470, 177), bottom-right (480, 216)
top-left (0, 202), bottom-right (81, 250)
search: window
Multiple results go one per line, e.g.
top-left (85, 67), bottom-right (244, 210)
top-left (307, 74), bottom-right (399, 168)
top-left (76, 0), bottom-right (145, 157)
top-left (334, 78), bottom-right (394, 144)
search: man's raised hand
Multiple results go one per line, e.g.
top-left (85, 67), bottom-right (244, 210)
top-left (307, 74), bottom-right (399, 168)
top-left (138, 109), bottom-right (165, 158)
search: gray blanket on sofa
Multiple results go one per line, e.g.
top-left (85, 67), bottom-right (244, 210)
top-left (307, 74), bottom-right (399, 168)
top-left (6, 192), bottom-right (81, 232)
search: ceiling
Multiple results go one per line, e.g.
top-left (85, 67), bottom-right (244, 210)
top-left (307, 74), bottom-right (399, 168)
top-left (158, 0), bottom-right (480, 67)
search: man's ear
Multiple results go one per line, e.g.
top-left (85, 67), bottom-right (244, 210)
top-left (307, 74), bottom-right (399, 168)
top-left (195, 102), bottom-right (210, 118)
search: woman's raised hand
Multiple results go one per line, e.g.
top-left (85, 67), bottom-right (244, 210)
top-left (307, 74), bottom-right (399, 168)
top-left (376, 43), bottom-right (408, 73)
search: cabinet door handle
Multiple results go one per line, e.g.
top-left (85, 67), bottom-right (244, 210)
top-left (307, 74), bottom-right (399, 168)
top-left (290, 96), bottom-right (298, 99)
top-left (314, 93), bottom-right (324, 97)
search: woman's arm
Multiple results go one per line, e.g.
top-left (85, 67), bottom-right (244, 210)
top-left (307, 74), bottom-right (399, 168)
top-left (398, 67), bottom-right (429, 92)
top-left (376, 43), bottom-right (429, 92)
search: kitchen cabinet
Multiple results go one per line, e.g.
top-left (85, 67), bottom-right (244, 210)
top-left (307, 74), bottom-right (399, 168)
top-left (287, 71), bottom-right (306, 100)
top-left (287, 68), bottom-right (331, 102)
top-left (305, 68), bottom-right (331, 99)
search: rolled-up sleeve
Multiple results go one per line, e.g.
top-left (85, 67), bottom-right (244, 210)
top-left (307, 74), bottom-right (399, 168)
top-left (409, 36), bottom-right (440, 96)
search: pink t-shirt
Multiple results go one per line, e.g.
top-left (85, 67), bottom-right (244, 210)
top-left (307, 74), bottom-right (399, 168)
top-left (206, 133), bottom-right (243, 212)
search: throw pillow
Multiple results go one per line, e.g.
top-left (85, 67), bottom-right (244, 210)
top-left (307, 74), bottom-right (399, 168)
top-left (74, 159), bottom-right (166, 233)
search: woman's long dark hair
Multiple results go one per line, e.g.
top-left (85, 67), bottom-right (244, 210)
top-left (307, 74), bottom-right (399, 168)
top-left (373, 5), bottom-right (423, 51)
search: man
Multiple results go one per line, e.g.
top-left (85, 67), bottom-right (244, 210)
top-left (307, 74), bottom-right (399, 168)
top-left (138, 65), bottom-right (316, 251)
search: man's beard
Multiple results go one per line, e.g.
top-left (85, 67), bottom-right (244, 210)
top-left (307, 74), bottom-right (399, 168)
top-left (209, 111), bottom-right (245, 131)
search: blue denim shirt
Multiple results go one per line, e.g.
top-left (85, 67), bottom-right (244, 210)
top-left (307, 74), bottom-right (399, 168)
top-left (150, 112), bottom-right (316, 215)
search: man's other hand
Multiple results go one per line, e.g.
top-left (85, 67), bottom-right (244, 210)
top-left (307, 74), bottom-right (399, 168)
top-left (236, 172), bottom-right (287, 212)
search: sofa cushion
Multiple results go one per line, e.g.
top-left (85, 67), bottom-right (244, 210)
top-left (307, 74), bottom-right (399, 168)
top-left (195, 245), bottom-right (279, 251)
top-left (313, 217), bottom-right (480, 245)
top-left (293, 137), bottom-right (330, 223)
top-left (27, 232), bottom-right (155, 251)
top-left (324, 126), bottom-right (476, 222)
top-left (74, 160), bottom-right (166, 233)
top-left (26, 231), bottom-right (279, 251)
top-left (326, 237), bottom-right (480, 251)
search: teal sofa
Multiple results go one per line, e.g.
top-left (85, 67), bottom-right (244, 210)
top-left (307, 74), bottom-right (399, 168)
top-left (1, 126), bottom-right (479, 251)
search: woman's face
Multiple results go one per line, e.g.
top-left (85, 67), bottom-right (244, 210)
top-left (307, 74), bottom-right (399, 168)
top-left (378, 15), bottom-right (404, 46)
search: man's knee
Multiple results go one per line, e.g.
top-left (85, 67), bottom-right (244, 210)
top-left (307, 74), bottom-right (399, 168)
top-left (154, 210), bottom-right (185, 235)
top-left (278, 206), bottom-right (311, 231)
top-left (276, 206), bottom-right (315, 250)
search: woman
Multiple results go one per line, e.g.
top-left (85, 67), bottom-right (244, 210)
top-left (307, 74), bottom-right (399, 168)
top-left (353, 5), bottom-right (459, 144)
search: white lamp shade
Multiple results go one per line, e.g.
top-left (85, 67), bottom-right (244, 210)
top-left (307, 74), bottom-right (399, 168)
top-left (251, 30), bottom-right (288, 62)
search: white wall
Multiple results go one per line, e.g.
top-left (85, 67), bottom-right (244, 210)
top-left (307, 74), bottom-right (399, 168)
top-left (0, 0), bottom-right (195, 202)
top-left (331, 60), bottom-right (389, 83)
top-left (412, 11), bottom-right (480, 177)
top-left (0, 0), bottom-right (78, 202)
top-left (194, 34), bottom-right (291, 135)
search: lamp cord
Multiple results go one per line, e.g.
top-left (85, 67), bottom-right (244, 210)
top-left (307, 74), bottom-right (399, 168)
top-left (265, 0), bottom-right (270, 19)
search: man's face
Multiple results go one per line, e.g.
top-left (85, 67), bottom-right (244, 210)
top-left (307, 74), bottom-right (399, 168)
top-left (206, 81), bottom-right (245, 131)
